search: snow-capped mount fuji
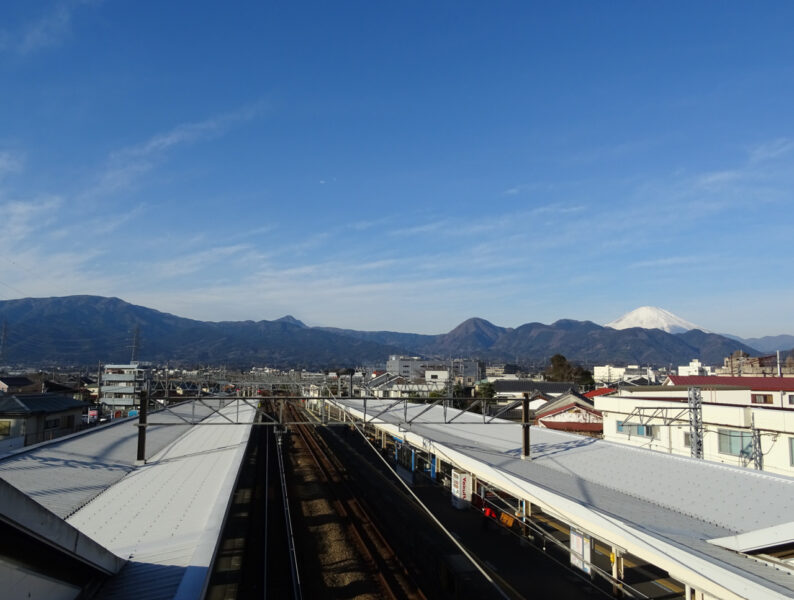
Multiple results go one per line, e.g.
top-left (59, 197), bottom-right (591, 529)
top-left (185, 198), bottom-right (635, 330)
top-left (606, 306), bottom-right (708, 334)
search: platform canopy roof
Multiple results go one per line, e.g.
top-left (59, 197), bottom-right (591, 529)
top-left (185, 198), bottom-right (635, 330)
top-left (333, 397), bottom-right (794, 600)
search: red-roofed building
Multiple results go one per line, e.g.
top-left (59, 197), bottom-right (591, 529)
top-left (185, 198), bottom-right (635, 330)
top-left (665, 375), bottom-right (794, 393)
top-left (535, 391), bottom-right (603, 435)
top-left (584, 387), bottom-right (616, 399)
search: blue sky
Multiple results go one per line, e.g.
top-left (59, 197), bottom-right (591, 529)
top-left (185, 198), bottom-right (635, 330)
top-left (1, 1), bottom-right (792, 337)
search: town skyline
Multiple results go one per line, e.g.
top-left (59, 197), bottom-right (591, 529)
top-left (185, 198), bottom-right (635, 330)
top-left (1, 2), bottom-right (793, 337)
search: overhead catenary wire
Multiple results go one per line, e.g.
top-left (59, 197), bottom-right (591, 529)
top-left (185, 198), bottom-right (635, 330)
top-left (343, 414), bottom-right (513, 600)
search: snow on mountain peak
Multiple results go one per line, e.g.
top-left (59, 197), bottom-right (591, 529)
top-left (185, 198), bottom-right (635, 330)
top-left (605, 306), bottom-right (708, 334)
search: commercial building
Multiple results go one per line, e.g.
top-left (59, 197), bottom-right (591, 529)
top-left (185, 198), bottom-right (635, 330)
top-left (386, 355), bottom-right (482, 384)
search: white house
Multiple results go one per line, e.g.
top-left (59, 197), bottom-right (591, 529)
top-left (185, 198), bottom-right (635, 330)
top-left (595, 376), bottom-right (794, 476)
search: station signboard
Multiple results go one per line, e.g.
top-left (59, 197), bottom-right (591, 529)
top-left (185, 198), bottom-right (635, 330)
top-left (451, 469), bottom-right (473, 509)
top-left (570, 529), bottom-right (592, 574)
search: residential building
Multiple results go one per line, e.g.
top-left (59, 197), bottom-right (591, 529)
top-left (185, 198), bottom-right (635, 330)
top-left (535, 390), bottom-right (603, 435)
top-left (593, 364), bottom-right (658, 385)
top-left (492, 380), bottom-right (577, 401)
top-left (0, 376), bottom-right (37, 394)
top-left (715, 350), bottom-right (794, 377)
top-left (424, 369), bottom-right (449, 383)
top-left (676, 359), bottom-right (712, 376)
top-left (595, 376), bottom-right (794, 476)
top-left (592, 365), bottom-right (626, 385)
top-left (0, 393), bottom-right (85, 452)
top-left (100, 362), bottom-right (152, 417)
top-left (386, 356), bottom-right (426, 380)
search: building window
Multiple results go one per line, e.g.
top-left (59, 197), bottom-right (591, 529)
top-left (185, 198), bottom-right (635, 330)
top-left (44, 418), bottom-right (60, 430)
top-left (0, 420), bottom-right (10, 437)
top-left (718, 429), bottom-right (753, 457)
top-left (751, 394), bottom-right (773, 405)
top-left (788, 394), bottom-right (794, 405)
top-left (790, 438), bottom-right (794, 466)
top-left (683, 432), bottom-right (691, 448)
top-left (616, 421), bottom-right (654, 438)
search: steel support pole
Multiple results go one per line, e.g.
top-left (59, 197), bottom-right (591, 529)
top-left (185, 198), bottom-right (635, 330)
top-left (611, 548), bottom-right (624, 597)
top-left (688, 387), bottom-right (704, 459)
top-left (136, 381), bottom-right (148, 463)
top-left (522, 397), bottom-right (531, 460)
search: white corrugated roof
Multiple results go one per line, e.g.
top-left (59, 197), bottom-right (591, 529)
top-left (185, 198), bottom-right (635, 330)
top-left (0, 400), bottom-right (238, 518)
top-left (334, 398), bottom-right (794, 600)
top-left (67, 400), bottom-right (256, 599)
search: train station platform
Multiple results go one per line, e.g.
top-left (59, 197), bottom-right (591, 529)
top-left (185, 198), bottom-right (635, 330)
top-left (0, 399), bottom-right (256, 600)
top-left (325, 398), bottom-right (794, 600)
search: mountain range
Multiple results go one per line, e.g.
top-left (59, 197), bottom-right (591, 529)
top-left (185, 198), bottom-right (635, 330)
top-left (0, 296), bottom-right (779, 369)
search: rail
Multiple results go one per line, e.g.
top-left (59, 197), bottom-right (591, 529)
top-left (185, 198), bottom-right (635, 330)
top-left (287, 402), bottom-right (427, 600)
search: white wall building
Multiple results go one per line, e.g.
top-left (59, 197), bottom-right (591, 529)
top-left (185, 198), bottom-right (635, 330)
top-left (386, 355), bottom-right (482, 383)
top-left (593, 365), bottom-right (626, 384)
top-left (424, 369), bottom-right (449, 383)
top-left (595, 377), bottom-right (794, 476)
top-left (677, 359), bottom-right (713, 376)
top-left (100, 362), bottom-right (152, 416)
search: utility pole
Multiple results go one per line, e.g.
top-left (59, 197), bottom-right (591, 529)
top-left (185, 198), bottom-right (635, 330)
top-left (97, 361), bottom-right (103, 408)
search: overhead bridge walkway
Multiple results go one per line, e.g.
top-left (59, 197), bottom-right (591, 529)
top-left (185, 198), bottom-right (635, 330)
top-left (317, 397), bottom-right (794, 600)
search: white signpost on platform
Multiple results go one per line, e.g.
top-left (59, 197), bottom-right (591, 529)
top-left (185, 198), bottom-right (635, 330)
top-left (451, 469), bottom-right (473, 509)
top-left (570, 529), bottom-right (592, 574)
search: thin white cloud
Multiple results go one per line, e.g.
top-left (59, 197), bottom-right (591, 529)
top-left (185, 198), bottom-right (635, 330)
top-left (0, 151), bottom-right (24, 180)
top-left (85, 103), bottom-right (266, 199)
top-left (0, 196), bottom-right (62, 242)
top-left (388, 221), bottom-right (449, 236)
top-left (0, 1), bottom-right (98, 56)
top-left (628, 256), bottom-right (703, 269)
top-left (148, 244), bottom-right (253, 279)
top-left (748, 138), bottom-right (794, 164)
top-left (117, 104), bottom-right (263, 160)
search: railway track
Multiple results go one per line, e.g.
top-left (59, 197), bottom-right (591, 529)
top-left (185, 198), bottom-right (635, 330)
top-left (286, 402), bottom-right (427, 600)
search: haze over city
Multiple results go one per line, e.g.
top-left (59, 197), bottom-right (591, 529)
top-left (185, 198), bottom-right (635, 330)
top-left (1, 2), bottom-right (793, 337)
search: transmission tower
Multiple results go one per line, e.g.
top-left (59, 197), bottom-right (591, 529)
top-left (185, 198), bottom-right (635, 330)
top-left (0, 320), bottom-right (7, 370)
top-left (130, 325), bottom-right (140, 363)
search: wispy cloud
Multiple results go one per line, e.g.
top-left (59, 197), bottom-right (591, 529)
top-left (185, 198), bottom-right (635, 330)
top-left (0, 151), bottom-right (24, 180)
top-left (0, 1), bottom-right (97, 56)
top-left (148, 244), bottom-right (254, 280)
top-left (628, 256), bottom-right (704, 269)
top-left (388, 221), bottom-right (449, 236)
top-left (0, 196), bottom-right (62, 242)
top-left (85, 103), bottom-right (266, 199)
top-left (748, 138), bottom-right (794, 164)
